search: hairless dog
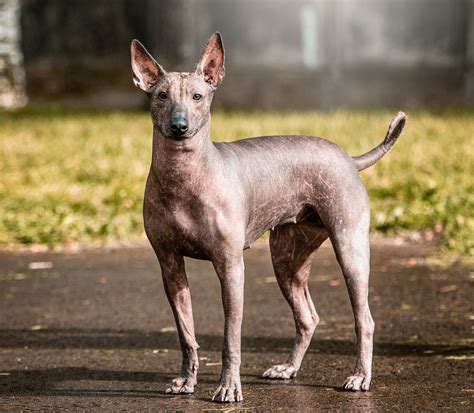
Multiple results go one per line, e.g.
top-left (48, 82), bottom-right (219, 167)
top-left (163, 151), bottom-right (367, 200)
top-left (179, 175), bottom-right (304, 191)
top-left (130, 32), bottom-right (406, 403)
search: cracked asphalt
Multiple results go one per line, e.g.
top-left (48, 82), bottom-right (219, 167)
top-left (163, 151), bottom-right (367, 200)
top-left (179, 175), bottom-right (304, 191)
top-left (0, 239), bottom-right (472, 411)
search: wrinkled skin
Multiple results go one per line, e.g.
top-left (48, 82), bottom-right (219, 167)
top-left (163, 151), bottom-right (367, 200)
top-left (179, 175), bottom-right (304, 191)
top-left (131, 33), bottom-right (406, 402)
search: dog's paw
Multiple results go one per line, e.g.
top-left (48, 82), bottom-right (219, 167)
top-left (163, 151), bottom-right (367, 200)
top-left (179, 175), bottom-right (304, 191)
top-left (262, 363), bottom-right (298, 379)
top-left (165, 376), bottom-right (196, 394)
top-left (212, 375), bottom-right (243, 403)
top-left (342, 373), bottom-right (371, 391)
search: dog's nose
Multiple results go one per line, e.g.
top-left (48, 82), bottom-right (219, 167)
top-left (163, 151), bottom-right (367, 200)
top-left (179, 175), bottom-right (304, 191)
top-left (170, 116), bottom-right (189, 134)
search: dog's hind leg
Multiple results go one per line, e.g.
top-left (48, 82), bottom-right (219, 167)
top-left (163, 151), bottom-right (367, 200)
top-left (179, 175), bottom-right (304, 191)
top-left (330, 217), bottom-right (374, 391)
top-left (263, 222), bottom-right (328, 379)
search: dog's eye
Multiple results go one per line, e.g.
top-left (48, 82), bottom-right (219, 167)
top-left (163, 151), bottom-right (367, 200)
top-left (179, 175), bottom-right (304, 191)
top-left (193, 93), bottom-right (202, 101)
top-left (158, 91), bottom-right (168, 100)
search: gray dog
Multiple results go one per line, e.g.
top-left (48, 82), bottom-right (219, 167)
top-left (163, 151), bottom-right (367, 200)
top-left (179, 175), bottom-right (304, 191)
top-left (130, 32), bottom-right (406, 403)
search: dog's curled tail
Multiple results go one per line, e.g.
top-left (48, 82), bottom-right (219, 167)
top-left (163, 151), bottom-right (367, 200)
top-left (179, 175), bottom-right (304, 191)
top-left (353, 111), bottom-right (407, 171)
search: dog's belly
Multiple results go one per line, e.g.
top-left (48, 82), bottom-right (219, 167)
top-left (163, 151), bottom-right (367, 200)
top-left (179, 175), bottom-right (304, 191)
top-left (244, 199), bottom-right (325, 248)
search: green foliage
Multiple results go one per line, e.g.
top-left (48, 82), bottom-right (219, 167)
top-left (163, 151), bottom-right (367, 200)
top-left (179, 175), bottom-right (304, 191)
top-left (0, 107), bottom-right (472, 255)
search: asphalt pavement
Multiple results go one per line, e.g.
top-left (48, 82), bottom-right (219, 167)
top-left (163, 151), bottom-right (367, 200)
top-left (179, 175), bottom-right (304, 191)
top-left (0, 239), bottom-right (472, 411)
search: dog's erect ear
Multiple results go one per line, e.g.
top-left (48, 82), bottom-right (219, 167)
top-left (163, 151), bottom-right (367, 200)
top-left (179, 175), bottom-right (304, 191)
top-left (195, 32), bottom-right (225, 89)
top-left (131, 39), bottom-right (165, 92)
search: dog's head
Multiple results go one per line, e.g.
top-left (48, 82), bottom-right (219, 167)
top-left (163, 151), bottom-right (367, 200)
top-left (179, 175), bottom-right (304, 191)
top-left (131, 33), bottom-right (224, 141)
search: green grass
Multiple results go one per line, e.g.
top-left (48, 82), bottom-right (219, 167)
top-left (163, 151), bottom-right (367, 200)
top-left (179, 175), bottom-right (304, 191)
top-left (0, 107), bottom-right (472, 255)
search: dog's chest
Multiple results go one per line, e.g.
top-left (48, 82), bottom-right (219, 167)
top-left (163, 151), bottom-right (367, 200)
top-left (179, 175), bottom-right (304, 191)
top-left (144, 185), bottom-right (236, 259)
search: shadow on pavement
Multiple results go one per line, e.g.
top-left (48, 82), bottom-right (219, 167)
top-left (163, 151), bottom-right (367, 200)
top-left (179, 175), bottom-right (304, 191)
top-left (0, 365), bottom-right (339, 398)
top-left (1, 328), bottom-right (471, 356)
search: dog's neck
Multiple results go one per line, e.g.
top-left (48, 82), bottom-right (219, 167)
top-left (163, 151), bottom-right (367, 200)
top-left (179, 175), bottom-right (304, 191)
top-left (150, 117), bottom-right (217, 189)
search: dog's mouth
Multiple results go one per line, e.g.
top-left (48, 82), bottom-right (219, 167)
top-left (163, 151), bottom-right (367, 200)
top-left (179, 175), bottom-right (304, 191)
top-left (165, 129), bottom-right (195, 141)
top-left (169, 134), bottom-right (190, 141)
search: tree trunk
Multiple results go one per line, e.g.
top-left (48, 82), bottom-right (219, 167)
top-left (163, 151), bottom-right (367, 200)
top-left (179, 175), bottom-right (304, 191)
top-left (0, 0), bottom-right (26, 108)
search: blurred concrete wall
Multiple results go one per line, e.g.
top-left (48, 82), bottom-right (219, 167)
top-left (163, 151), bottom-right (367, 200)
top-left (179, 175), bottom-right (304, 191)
top-left (466, 0), bottom-right (474, 105)
top-left (20, 0), bottom-right (146, 107)
top-left (19, 0), bottom-right (474, 109)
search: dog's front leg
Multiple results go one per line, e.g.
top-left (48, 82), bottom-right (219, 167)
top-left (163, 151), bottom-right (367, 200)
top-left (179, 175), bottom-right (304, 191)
top-left (212, 255), bottom-right (245, 403)
top-left (158, 252), bottom-right (199, 394)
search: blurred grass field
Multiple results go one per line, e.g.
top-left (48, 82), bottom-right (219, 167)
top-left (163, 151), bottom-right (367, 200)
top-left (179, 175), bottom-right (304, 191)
top-left (0, 107), bottom-right (472, 255)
